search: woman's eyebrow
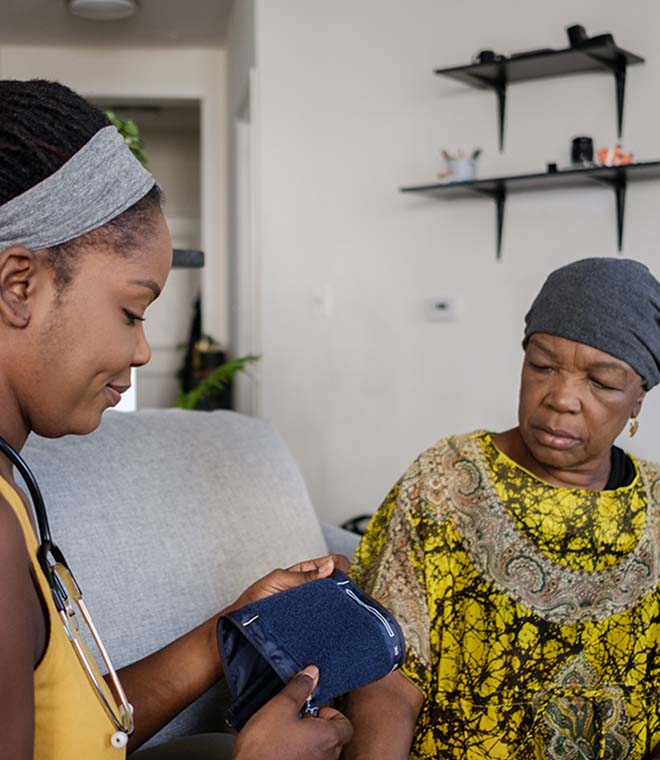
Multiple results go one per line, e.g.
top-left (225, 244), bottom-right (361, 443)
top-left (528, 338), bottom-right (557, 358)
top-left (531, 340), bottom-right (628, 377)
top-left (128, 278), bottom-right (161, 301)
top-left (587, 361), bottom-right (628, 379)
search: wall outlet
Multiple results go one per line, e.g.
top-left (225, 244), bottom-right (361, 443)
top-left (426, 296), bottom-right (457, 322)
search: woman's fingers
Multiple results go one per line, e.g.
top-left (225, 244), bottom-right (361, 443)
top-left (316, 706), bottom-right (355, 745)
top-left (233, 666), bottom-right (354, 760)
top-left (288, 554), bottom-right (349, 577)
top-left (278, 665), bottom-right (319, 710)
top-left (232, 553), bottom-right (351, 608)
top-left (328, 554), bottom-right (350, 574)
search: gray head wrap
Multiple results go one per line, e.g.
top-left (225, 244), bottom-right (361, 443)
top-left (0, 125), bottom-right (155, 250)
top-left (524, 257), bottom-right (660, 389)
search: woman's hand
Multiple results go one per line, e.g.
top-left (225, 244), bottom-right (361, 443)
top-left (118, 555), bottom-right (350, 749)
top-left (230, 554), bottom-right (350, 610)
top-left (232, 665), bottom-right (353, 760)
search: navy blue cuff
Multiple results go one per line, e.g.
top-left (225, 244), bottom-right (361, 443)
top-left (218, 571), bottom-right (405, 731)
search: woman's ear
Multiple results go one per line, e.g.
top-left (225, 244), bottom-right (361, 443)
top-left (631, 386), bottom-right (646, 419)
top-left (0, 245), bottom-right (38, 328)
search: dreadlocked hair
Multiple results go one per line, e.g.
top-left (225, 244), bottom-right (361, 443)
top-left (0, 79), bottom-right (162, 288)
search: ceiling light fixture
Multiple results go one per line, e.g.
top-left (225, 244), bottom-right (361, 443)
top-left (68, 0), bottom-right (138, 21)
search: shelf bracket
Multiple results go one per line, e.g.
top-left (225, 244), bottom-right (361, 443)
top-left (614, 174), bottom-right (626, 252)
top-left (590, 171), bottom-right (627, 251)
top-left (473, 183), bottom-right (507, 259)
top-left (494, 183), bottom-right (506, 258)
top-left (582, 49), bottom-right (628, 138)
top-left (470, 72), bottom-right (507, 152)
top-left (615, 64), bottom-right (626, 139)
top-left (495, 80), bottom-right (506, 152)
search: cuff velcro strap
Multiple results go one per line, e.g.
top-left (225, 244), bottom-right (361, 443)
top-left (218, 570), bottom-right (405, 731)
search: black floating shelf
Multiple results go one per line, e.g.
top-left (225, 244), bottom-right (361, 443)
top-left (172, 248), bottom-right (204, 268)
top-left (401, 161), bottom-right (660, 259)
top-left (435, 43), bottom-right (644, 150)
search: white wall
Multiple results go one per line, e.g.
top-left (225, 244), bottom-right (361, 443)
top-left (252, 0), bottom-right (660, 524)
top-left (225, 0), bottom-right (261, 414)
top-left (226, 0), bottom-right (255, 117)
top-left (0, 44), bottom-right (228, 345)
top-left (138, 123), bottom-right (201, 408)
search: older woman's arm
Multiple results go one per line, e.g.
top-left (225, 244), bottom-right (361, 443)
top-left (341, 671), bottom-right (424, 760)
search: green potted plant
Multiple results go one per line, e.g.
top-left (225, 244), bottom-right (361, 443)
top-left (177, 353), bottom-right (260, 410)
top-left (105, 110), bottom-right (149, 167)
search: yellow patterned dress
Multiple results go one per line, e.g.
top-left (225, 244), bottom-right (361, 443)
top-left (351, 431), bottom-right (660, 759)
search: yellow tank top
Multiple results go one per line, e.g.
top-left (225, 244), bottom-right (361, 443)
top-left (0, 477), bottom-right (126, 759)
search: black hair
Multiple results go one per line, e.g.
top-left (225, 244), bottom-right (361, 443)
top-left (0, 79), bottom-right (162, 288)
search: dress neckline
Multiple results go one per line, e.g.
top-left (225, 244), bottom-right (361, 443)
top-left (485, 432), bottom-right (640, 495)
top-left (431, 431), bottom-right (660, 624)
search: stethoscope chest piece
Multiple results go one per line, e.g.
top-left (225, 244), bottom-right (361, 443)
top-left (111, 731), bottom-right (129, 749)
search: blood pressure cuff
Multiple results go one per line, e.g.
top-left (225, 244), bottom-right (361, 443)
top-left (217, 571), bottom-right (405, 731)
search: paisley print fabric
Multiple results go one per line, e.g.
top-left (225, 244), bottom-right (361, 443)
top-left (350, 431), bottom-right (660, 759)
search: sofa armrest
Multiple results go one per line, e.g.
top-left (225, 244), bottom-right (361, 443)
top-left (321, 523), bottom-right (360, 560)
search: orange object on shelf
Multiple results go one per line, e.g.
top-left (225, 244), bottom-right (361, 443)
top-left (598, 144), bottom-right (633, 166)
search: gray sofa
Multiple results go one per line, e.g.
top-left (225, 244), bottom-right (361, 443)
top-left (22, 408), bottom-right (360, 748)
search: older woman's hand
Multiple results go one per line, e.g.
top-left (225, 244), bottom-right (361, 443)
top-left (230, 554), bottom-right (350, 610)
top-left (232, 665), bottom-right (353, 760)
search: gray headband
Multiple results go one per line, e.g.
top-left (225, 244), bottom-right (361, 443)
top-left (524, 257), bottom-right (660, 389)
top-left (0, 125), bottom-right (155, 250)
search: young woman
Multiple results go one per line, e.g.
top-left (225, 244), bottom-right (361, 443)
top-left (0, 79), bottom-right (352, 760)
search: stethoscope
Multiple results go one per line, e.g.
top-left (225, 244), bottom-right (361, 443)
top-left (0, 435), bottom-right (134, 750)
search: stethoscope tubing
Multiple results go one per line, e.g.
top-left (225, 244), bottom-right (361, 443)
top-left (0, 434), bottom-right (134, 742)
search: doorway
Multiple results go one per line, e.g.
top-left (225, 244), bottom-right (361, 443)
top-left (91, 97), bottom-right (202, 409)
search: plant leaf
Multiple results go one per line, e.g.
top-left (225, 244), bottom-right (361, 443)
top-left (105, 110), bottom-right (149, 168)
top-left (177, 355), bottom-right (260, 410)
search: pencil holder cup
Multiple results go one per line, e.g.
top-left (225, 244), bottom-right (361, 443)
top-left (447, 158), bottom-right (476, 182)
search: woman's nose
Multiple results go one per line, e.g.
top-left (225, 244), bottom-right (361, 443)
top-left (131, 325), bottom-right (152, 368)
top-left (545, 375), bottom-right (582, 413)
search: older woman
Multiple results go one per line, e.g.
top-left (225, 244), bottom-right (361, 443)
top-left (343, 257), bottom-right (660, 759)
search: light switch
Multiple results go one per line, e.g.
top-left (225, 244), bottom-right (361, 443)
top-left (311, 284), bottom-right (334, 318)
top-left (426, 296), bottom-right (457, 322)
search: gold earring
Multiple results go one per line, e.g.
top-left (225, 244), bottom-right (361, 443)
top-left (629, 419), bottom-right (639, 438)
